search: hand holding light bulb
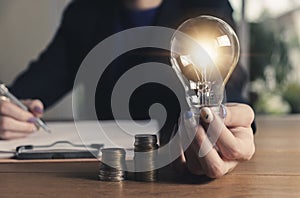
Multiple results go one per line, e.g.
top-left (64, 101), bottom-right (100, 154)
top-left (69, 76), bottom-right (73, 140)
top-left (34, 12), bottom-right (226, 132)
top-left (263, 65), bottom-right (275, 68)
top-left (170, 16), bottom-right (255, 178)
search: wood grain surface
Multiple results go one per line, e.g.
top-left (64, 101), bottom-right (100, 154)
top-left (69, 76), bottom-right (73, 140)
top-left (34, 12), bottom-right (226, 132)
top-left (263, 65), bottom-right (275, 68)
top-left (1, 116), bottom-right (300, 198)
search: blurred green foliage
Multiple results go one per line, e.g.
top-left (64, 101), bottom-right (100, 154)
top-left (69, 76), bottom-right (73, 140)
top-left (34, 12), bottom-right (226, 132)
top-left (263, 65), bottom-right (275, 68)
top-left (282, 83), bottom-right (300, 113)
top-left (249, 22), bottom-right (300, 114)
top-left (249, 22), bottom-right (292, 84)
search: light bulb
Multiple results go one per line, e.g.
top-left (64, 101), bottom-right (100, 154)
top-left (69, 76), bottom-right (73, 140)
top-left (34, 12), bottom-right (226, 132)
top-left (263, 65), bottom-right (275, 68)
top-left (171, 15), bottom-right (240, 109)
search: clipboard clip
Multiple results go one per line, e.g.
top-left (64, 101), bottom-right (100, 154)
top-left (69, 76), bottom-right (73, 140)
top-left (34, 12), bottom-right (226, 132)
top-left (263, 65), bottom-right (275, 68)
top-left (15, 141), bottom-right (104, 159)
top-left (16, 141), bottom-right (103, 153)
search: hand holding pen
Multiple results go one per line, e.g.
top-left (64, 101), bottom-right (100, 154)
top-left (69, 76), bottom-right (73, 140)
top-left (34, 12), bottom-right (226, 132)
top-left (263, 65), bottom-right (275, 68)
top-left (0, 81), bottom-right (51, 140)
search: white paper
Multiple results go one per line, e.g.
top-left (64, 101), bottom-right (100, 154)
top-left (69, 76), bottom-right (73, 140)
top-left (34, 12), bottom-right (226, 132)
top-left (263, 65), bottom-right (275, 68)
top-left (0, 120), bottom-right (159, 158)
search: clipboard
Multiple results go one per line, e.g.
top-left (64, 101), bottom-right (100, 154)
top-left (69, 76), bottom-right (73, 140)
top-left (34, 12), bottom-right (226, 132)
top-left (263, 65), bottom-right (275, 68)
top-left (15, 141), bottom-right (104, 160)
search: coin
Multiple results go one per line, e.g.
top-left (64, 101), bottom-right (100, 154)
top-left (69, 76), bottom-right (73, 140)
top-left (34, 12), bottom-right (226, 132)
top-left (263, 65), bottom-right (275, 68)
top-left (134, 134), bottom-right (159, 182)
top-left (99, 148), bottom-right (126, 182)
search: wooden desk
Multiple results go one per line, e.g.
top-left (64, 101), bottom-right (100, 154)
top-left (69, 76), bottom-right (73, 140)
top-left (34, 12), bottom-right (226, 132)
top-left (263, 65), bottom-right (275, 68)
top-left (1, 116), bottom-right (300, 197)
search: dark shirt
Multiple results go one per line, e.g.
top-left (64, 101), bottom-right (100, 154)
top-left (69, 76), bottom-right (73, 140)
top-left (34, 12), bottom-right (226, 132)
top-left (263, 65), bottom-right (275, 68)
top-left (117, 6), bottom-right (159, 30)
top-left (10, 0), bottom-right (248, 142)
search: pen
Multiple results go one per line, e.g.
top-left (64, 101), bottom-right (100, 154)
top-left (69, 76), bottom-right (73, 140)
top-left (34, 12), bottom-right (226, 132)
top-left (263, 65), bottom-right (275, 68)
top-left (0, 81), bottom-right (51, 133)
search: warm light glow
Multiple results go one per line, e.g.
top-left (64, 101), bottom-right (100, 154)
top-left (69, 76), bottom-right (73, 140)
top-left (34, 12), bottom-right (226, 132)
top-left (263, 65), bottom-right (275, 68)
top-left (217, 35), bottom-right (231, 47)
top-left (171, 15), bottom-right (240, 107)
top-left (197, 40), bottom-right (218, 67)
top-left (179, 55), bottom-right (193, 67)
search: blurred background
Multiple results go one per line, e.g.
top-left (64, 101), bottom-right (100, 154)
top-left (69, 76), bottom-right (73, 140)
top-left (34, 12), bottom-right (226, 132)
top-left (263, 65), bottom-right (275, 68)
top-left (231, 0), bottom-right (300, 115)
top-left (0, 0), bottom-right (299, 119)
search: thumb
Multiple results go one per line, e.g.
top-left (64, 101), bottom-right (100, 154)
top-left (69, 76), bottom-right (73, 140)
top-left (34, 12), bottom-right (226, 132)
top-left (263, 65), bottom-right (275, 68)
top-left (22, 99), bottom-right (44, 118)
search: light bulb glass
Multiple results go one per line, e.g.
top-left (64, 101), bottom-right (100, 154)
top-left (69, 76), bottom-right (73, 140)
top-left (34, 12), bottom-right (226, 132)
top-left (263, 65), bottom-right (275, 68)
top-left (171, 15), bottom-right (240, 108)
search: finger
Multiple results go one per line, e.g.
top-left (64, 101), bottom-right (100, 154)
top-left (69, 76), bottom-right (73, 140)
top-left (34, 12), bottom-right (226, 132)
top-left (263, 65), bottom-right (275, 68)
top-left (22, 99), bottom-right (44, 117)
top-left (229, 127), bottom-right (255, 161)
top-left (0, 130), bottom-right (29, 140)
top-left (0, 100), bottom-right (35, 122)
top-left (0, 116), bottom-right (37, 133)
top-left (178, 111), bottom-right (199, 147)
top-left (191, 126), bottom-right (238, 178)
top-left (200, 107), bottom-right (254, 161)
top-left (179, 112), bottom-right (210, 175)
top-left (172, 151), bottom-right (189, 175)
top-left (199, 148), bottom-right (238, 178)
top-left (0, 96), bottom-right (10, 103)
top-left (184, 143), bottom-right (205, 175)
top-left (169, 119), bottom-right (189, 175)
top-left (224, 103), bottom-right (255, 128)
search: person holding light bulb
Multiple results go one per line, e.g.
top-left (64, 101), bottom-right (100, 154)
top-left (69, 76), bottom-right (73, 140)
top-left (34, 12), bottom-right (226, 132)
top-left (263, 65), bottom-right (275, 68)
top-left (0, 0), bottom-right (255, 178)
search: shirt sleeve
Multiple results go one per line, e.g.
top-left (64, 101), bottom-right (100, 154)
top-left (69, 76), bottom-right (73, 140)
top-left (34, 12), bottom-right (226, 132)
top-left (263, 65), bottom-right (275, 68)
top-left (9, 3), bottom-right (77, 109)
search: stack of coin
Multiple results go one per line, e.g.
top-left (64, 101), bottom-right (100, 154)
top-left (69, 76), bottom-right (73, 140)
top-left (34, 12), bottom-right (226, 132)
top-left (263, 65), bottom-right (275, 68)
top-left (134, 134), bottom-right (159, 182)
top-left (99, 148), bottom-right (126, 182)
